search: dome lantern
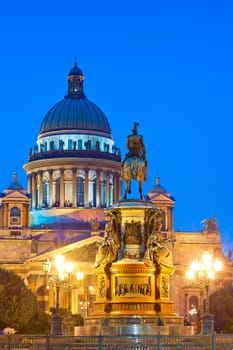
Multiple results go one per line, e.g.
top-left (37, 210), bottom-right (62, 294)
top-left (67, 61), bottom-right (85, 98)
top-left (38, 62), bottom-right (112, 137)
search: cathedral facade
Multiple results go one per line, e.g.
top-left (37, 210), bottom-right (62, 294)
top-left (0, 62), bottom-right (231, 329)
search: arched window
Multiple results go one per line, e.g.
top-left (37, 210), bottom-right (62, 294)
top-left (101, 180), bottom-right (106, 208)
top-left (54, 178), bottom-right (60, 207)
top-left (50, 140), bottom-right (55, 151)
top-left (76, 176), bottom-right (84, 207)
top-left (10, 207), bottom-right (21, 225)
top-left (43, 180), bottom-right (49, 207)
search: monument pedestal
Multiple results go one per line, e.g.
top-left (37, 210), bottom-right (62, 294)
top-left (79, 200), bottom-right (192, 336)
top-left (74, 317), bottom-right (191, 336)
top-left (93, 260), bottom-right (176, 317)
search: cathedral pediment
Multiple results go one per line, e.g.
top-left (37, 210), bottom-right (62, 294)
top-left (2, 190), bottom-right (30, 201)
top-left (149, 192), bottom-right (174, 203)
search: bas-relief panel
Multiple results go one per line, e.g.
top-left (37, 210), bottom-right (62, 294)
top-left (115, 276), bottom-right (151, 297)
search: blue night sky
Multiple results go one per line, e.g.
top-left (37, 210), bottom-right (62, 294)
top-left (0, 1), bottom-right (233, 252)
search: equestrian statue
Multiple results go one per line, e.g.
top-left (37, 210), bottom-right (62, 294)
top-left (121, 122), bottom-right (148, 200)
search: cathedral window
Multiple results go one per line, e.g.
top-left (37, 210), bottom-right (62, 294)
top-left (78, 139), bottom-right (82, 150)
top-left (10, 207), bottom-right (20, 217)
top-left (76, 176), bottom-right (84, 207)
top-left (54, 178), bottom-right (60, 207)
top-left (43, 181), bottom-right (49, 207)
top-left (74, 80), bottom-right (80, 92)
top-left (10, 207), bottom-right (21, 225)
top-left (68, 139), bottom-right (73, 150)
top-left (50, 141), bottom-right (55, 151)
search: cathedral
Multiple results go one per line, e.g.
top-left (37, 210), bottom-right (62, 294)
top-left (0, 61), bottom-right (232, 330)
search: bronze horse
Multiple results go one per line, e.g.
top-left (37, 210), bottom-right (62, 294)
top-left (121, 156), bottom-right (147, 200)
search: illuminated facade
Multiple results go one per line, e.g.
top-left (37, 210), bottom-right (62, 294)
top-left (0, 62), bottom-right (232, 331)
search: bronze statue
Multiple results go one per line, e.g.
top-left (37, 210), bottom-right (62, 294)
top-left (93, 221), bottom-right (120, 268)
top-left (143, 232), bottom-right (173, 269)
top-left (121, 122), bottom-right (148, 200)
top-left (124, 220), bottom-right (142, 245)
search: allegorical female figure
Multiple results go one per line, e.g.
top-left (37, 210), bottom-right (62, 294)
top-left (93, 222), bottom-right (120, 268)
top-left (143, 233), bottom-right (173, 269)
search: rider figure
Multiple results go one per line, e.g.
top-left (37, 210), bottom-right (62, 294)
top-left (121, 122), bottom-right (147, 179)
top-left (124, 122), bottom-right (146, 161)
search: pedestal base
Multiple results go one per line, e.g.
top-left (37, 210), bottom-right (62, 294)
top-left (74, 315), bottom-right (193, 336)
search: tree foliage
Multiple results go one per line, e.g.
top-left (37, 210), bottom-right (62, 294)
top-left (51, 307), bottom-right (84, 326)
top-left (210, 284), bottom-right (233, 333)
top-left (21, 310), bottom-right (51, 334)
top-left (0, 268), bottom-right (38, 332)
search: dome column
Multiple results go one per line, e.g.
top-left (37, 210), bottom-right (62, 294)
top-left (72, 168), bottom-right (77, 207)
top-left (109, 175), bottom-right (113, 206)
top-left (31, 173), bottom-right (36, 209)
top-left (49, 170), bottom-right (53, 208)
top-left (84, 169), bottom-right (89, 208)
top-left (39, 171), bottom-right (43, 208)
top-left (113, 173), bottom-right (118, 203)
top-left (60, 169), bottom-right (65, 207)
top-left (106, 172), bottom-right (110, 207)
top-left (96, 169), bottom-right (100, 208)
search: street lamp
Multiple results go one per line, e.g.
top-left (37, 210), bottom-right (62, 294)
top-left (187, 251), bottom-right (222, 334)
top-left (42, 255), bottom-right (83, 335)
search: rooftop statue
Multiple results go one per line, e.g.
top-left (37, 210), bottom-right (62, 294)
top-left (201, 214), bottom-right (218, 233)
top-left (121, 122), bottom-right (148, 199)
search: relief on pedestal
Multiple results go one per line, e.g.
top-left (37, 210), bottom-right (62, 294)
top-left (97, 275), bottom-right (106, 298)
top-left (115, 276), bottom-right (151, 297)
top-left (160, 275), bottom-right (169, 299)
top-left (124, 220), bottom-right (141, 245)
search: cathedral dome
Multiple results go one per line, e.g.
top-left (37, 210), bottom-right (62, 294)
top-left (39, 98), bottom-right (111, 136)
top-left (39, 62), bottom-right (111, 138)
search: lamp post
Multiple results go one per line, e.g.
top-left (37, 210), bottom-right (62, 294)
top-left (42, 255), bottom-right (83, 335)
top-left (187, 251), bottom-right (222, 334)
